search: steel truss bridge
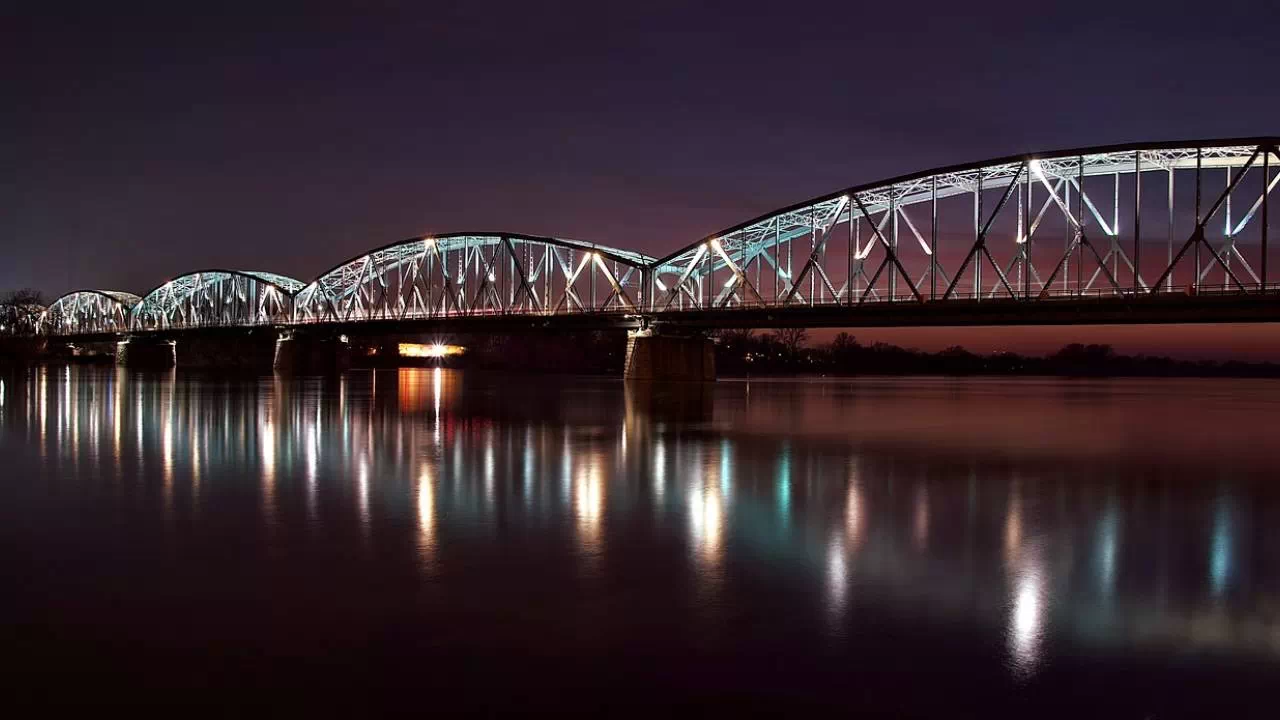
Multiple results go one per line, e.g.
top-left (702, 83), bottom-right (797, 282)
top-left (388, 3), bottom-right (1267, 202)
top-left (39, 137), bottom-right (1280, 338)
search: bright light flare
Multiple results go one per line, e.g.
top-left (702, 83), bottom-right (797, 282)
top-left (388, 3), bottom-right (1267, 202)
top-left (399, 342), bottom-right (464, 358)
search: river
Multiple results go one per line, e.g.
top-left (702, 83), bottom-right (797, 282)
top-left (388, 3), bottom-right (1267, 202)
top-left (2, 367), bottom-right (1278, 714)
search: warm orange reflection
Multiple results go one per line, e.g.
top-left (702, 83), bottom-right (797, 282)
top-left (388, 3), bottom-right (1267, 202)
top-left (826, 532), bottom-right (848, 619)
top-left (913, 484), bottom-right (930, 549)
top-left (398, 368), bottom-right (429, 412)
top-left (574, 453), bottom-right (605, 558)
top-left (417, 464), bottom-right (437, 566)
top-left (1008, 551), bottom-right (1046, 678)
top-left (357, 455), bottom-right (371, 526)
top-left (688, 481), bottom-right (724, 565)
top-left (1004, 483), bottom-right (1023, 565)
top-left (845, 468), bottom-right (864, 551)
top-left (111, 368), bottom-right (122, 462)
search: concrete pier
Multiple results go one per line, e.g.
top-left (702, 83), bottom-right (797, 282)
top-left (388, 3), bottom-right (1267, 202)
top-left (623, 330), bottom-right (715, 382)
top-left (273, 331), bottom-right (351, 373)
top-left (116, 337), bottom-right (176, 368)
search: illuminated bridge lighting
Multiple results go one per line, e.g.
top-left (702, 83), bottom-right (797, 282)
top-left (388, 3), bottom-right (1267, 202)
top-left (399, 343), bottom-right (465, 358)
top-left (30, 139), bottom-right (1280, 338)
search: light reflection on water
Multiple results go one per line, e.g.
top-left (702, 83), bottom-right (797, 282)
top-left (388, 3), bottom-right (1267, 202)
top-left (3, 367), bottom-right (1280, 710)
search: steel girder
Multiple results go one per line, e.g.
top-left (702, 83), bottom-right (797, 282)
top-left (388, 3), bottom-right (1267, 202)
top-left (131, 270), bottom-right (303, 331)
top-left (293, 232), bottom-right (653, 323)
top-left (37, 137), bottom-right (1280, 337)
top-left (41, 291), bottom-right (140, 335)
top-left (645, 138), bottom-right (1280, 312)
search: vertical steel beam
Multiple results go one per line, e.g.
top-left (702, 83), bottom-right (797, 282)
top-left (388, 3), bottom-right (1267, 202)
top-left (1113, 172), bottom-right (1120, 281)
top-left (930, 175), bottom-right (938, 301)
top-left (1077, 157), bottom-right (1084, 296)
top-left (890, 188), bottom-right (898, 302)
top-left (1167, 167), bottom-right (1174, 291)
top-left (1063, 179), bottom-right (1071, 293)
top-left (847, 206), bottom-right (853, 306)
top-left (773, 220), bottom-right (780, 304)
top-left (810, 206), bottom-right (817, 306)
top-left (1265, 150), bottom-right (1271, 289)
top-left (1134, 152), bottom-right (1141, 292)
top-left (1023, 162), bottom-right (1032, 299)
top-left (1195, 148), bottom-right (1203, 290)
top-left (974, 174), bottom-right (982, 299)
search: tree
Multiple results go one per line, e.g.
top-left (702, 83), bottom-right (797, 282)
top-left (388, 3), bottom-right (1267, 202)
top-left (0, 288), bottom-right (45, 336)
top-left (772, 327), bottom-right (808, 357)
top-left (831, 332), bottom-right (858, 352)
top-left (716, 328), bottom-right (755, 345)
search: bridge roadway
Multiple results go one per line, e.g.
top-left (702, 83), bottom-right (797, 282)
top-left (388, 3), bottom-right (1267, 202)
top-left (52, 285), bottom-right (1280, 343)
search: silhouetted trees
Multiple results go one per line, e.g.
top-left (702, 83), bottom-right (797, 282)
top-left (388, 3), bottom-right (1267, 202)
top-left (772, 328), bottom-right (808, 358)
top-left (0, 289), bottom-right (44, 336)
top-left (713, 332), bottom-right (1280, 378)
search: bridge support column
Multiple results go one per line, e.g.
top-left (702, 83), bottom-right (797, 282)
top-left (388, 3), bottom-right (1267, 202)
top-left (116, 337), bottom-right (176, 368)
top-left (177, 331), bottom-right (279, 370)
top-left (273, 330), bottom-right (351, 373)
top-left (623, 329), bottom-right (715, 382)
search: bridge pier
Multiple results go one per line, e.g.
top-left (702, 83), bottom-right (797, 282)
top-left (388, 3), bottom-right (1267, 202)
top-left (273, 330), bottom-right (351, 373)
top-left (116, 336), bottom-right (176, 368)
top-left (116, 329), bottom-right (344, 371)
top-left (181, 331), bottom-right (279, 370)
top-left (623, 329), bottom-right (715, 382)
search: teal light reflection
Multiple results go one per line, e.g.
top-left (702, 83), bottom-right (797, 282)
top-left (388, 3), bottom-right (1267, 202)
top-left (720, 438), bottom-right (733, 499)
top-left (777, 444), bottom-right (792, 524)
top-left (1210, 495), bottom-right (1233, 597)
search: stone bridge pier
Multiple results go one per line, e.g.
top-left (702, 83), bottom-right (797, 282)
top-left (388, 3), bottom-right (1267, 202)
top-left (273, 330), bottom-right (351, 372)
top-left (623, 329), bottom-right (715, 382)
top-left (116, 329), bottom-right (350, 371)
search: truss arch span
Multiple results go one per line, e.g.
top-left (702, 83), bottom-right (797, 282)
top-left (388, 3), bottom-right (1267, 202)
top-left (131, 270), bottom-right (304, 331)
top-left (294, 231), bottom-right (654, 323)
top-left (648, 137), bottom-right (1280, 312)
top-left (42, 290), bottom-right (141, 336)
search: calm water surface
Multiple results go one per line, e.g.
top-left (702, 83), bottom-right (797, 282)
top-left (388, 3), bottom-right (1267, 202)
top-left (3, 367), bottom-right (1280, 714)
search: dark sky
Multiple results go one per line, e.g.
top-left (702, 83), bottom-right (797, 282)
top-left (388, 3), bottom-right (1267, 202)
top-left (6, 1), bottom-right (1280, 357)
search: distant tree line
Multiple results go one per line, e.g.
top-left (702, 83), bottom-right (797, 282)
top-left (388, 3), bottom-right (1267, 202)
top-left (0, 289), bottom-right (44, 336)
top-left (714, 328), bottom-right (1280, 378)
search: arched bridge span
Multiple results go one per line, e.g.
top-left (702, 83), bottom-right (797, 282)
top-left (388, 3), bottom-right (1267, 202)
top-left (131, 270), bottom-right (305, 331)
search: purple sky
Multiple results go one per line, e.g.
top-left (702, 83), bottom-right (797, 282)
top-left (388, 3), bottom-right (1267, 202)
top-left (6, 1), bottom-right (1280, 358)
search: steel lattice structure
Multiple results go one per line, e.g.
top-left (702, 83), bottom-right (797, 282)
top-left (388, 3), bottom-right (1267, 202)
top-left (294, 233), bottom-right (652, 322)
top-left (38, 137), bottom-right (1280, 337)
top-left (131, 270), bottom-right (304, 331)
top-left (42, 291), bottom-right (140, 335)
top-left (649, 139), bottom-right (1279, 310)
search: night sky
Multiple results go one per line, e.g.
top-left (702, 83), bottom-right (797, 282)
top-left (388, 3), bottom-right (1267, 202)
top-left (7, 1), bottom-right (1280, 358)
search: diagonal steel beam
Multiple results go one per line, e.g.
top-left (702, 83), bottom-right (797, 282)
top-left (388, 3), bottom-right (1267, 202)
top-left (783, 196), bottom-right (849, 304)
top-left (1150, 146), bottom-right (1262, 294)
top-left (592, 254), bottom-right (636, 311)
top-left (660, 243), bottom-right (709, 311)
top-left (942, 164), bottom-right (1025, 300)
top-left (852, 194), bottom-right (922, 302)
top-left (711, 239), bottom-right (766, 306)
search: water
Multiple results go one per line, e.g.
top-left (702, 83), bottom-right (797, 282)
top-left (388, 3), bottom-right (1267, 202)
top-left (2, 367), bottom-right (1279, 715)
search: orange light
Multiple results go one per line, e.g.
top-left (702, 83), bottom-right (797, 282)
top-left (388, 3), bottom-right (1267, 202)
top-left (399, 343), bottom-right (464, 358)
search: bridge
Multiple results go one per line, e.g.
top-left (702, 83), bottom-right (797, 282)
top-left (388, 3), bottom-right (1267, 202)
top-left (33, 137), bottom-right (1280, 378)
